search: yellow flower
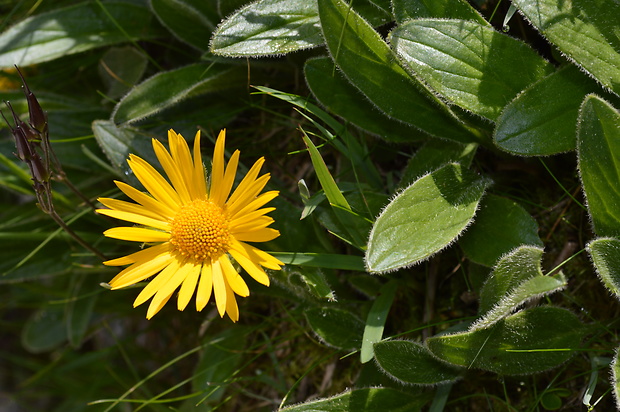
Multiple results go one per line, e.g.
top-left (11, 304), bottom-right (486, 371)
top-left (97, 129), bottom-right (283, 321)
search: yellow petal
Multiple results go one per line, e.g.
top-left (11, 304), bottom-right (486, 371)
top-left (228, 244), bottom-right (270, 286)
top-left (219, 255), bottom-right (249, 297)
top-left (109, 249), bottom-right (173, 289)
top-left (231, 238), bottom-right (283, 271)
top-left (98, 197), bottom-right (169, 222)
top-left (227, 173), bottom-right (270, 215)
top-left (229, 190), bottom-right (279, 220)
top-left (133, 258), bottom-right (181, 307)
top-left (114, 181), bottom-right (176, 219)
top-left (168, 130), bottom-right (195, 193)
top-left (212, 259), bottom-right (227, 317)
top-left (148, 260), bottom-right (194, 314)
top-left (104, 227), bottom-right (170, 243)
top-left (128, 154), bottom-right (182, 211)
top-left (230, 216), bottom-right (274, 234)
top-left (209, 129), bottom-right (226, 201)
top-left (97, 209), bottom-right (170, 231)
top-left (224, 283), bottom-right (239, 322)
top-left (196, 263), bottom-right (213, 311)
top-left (233, 228), bottom-right (280, 243)
top-left (229, 207), bottom-right (275, 228)
top-left (177, 262), bottom-right (201, 311)
top-left (105, 243), bottom-right (169, 266)
top-left (152, 138), bottom-right (192, 204)
top-left (214, 150), bottom-right (239, 206)
top-left (192, 131), bottom-right (207, 200)
top-left (226, 158), bottom-right (265, 208)
top-left (146, 290), bottom-right (174, 319)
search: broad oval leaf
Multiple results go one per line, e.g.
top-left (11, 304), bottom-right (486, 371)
top-left (21, 307), bottom-right (67, 354)
top-left (149, 0), bottom-right (215, 51)
top-left (472, 245), bottom-right (567, 331)
top-left (112, 63), bottom-right (246, 124)
top-left (577, 95), bottom-right (620, 237)
top-left (279, 387), bottom-right (429, 411)
top-left (374, 340), bottom-right (463, 385)
top-left (392, 0), bottom-right (488, 25)
top-left (427, 306), bottom-right (586, 375)
top-left (459, 195), bottom-right (543, 267)
top-left (305, 307), bottom-right (365, 350)
top-left (391, 19), bottom-right (553, 121)
top-left (317, 0), bottom-right (480, 143)
top-left (210, 0), bottom-right (322, 57)
top-left (495, 65), bottom-right (605, 155)
top-left (0, 1), bottom-right (164, 68)
top-left (587, 237), bottom-right (620, 300)
top-left (366, 163), bottom-right (491, 273)
top-left (512, 0), bottom-right (620, 96)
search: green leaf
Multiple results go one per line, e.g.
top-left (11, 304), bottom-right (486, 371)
top-left (112, 63), bottom-right (246, 124)
top-left (317, 0), bottom-right (480, 143)
top-left (427, 306), bottom-right (586, 375)
top-left (391, 19), bottom-right (554, 121)
top-left (98, 46), bottom-right (148, 100)
top-left (459, 195), bottom-right (543, 267)
top-left (0, 1), bottom-right (164, 68)
top-left (577, 94), bottom-right (620, 237)
top-left (366, 163), bottom-right (491, 273)
top-left (473, 246), bottom-right (567, 330)
top-left (65, 273), bottom-right (99, 348)
top-left (305, 307), bottom-right (365, 350)
top-left (612, 347), bottom-right (620, 410)
top-left (279, 387), bottom-right (428, 411)
top-left (374, 340), bottom-right (463, 385)
top-left (511, 0), bottom-right (620, 95)
top-left (210, 0), bottom-right (321, 57)
top-left (149, 0), bottom-right (215, 51)
top-left (495, 65), bottom-right (604, 155)
top-left (587, 237), bottom-right (620, 300)
top-left (304, 56), bottom-right (421, 142)
top-left (360, 280), bottom-right (398, 363)
top-left (21, 307), bottom-right (67, 354)
top-left (392, 0), bottom-right (488, 25)
top-left (271, 252), bottom-right (365, 271)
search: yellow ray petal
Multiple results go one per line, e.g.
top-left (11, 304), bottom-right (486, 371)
top-left (230, 216), bottom-right (274, 234)
top-left (146, 290), bottom-right (174, 319)
top-left (104, 227), bottom-right (170, 243)
top-left (114, 181), bottom-right (176, 219)
top-left (152, 138), bottom-right (192, 204)
top-left (168, 130), bottom-right (195, 192)
top-left (224, 282), bottom-right (239, 322)
top-left (228, 245), bottom-right (270, 286)
top-left (148, 260), bottom-right (194, 314)
top-left (219, 255), bottom-right (249, 297)
top-left (128, 154), bottom-right (182, 211)
top-left (226, 158), bottom-right (265, 207)
top-left (177, 262), bottom-right (201, 311)
top-left (229, 190), bottom-right (279, 220)
top-left (98, 197), bottom-right (168, 222)
top-left (104, 243), bottom-right (169, 267)
top-left (231, 238), bottom-right (283, 270)
top-left (227, 174), bottom-right (270, 215)
top-left (212, 259), bottom-right (227, 317)
top-left (109, 250), bottom-right (173, 289)
top-left (97, 209), bottom-right (170, 231)
top-left (196, 263), bottom-right (213, 311)
top-left (209, 129), bottom-right (226, 200)
top-left (213, 150), bottom-right (239, 206)
top-left (192, 131), bottom-right (207, 200)
top-left (229, 207), bottom-right (275, 228)
top-left (232, 228), bottom-right (280, 243)
top-left (133, 258), bottom-right (182, 307)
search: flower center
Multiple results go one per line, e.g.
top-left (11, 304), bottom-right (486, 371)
top-left (169, 199), bottom-right (230, 261)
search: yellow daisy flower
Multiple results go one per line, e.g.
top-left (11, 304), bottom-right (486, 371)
top-left (97, 129), bottom-right (283, 321)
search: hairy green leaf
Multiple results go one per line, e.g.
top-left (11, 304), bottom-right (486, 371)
top-left (392, 0), bottom-right (487, 24)
top-left (577, 95), bottom-right (620, 237)
top-left (512, 0), bottom-right (620, 95)
top-left (587, 237), bottom-right (620, 300)
top-left (391, 19), bottom-right (553, 121)
top-left (149, 0), bottom-right (215, 51)
top-left (366, 163), bottom-right (490, 273)
top-left (305, 307), bottom-right (365, 350)
top-left (0, 1), bottom-right (163, 68)
top-left (374, 340), bottom-right (463, 385)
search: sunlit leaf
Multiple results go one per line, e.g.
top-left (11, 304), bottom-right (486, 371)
top-left (587, 237), bottom-right (620, 300)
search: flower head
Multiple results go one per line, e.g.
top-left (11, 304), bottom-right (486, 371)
top-left (97, 129), bottom-right (283, 321)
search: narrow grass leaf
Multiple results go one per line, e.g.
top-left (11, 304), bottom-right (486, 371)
top-left (391, 19), bottom-right (553, 121)
top-left (587, 237), bottom-right (620, 300)
top-left (392, 0), bottom-right (488, 25)
top-left (112, 63), bottom-right (246, 124)
top-left (512, 0), bottom-right (620, 95)
top-left (360, 280), bottom-right (398, 363)
top-left (577, 95), bottom-right (620, 237)
top-left (459, 195), bottom-right (543, 267)
top-left (427, 306), bottom-right (586, 375)
top-left (317, 0), bottom-right (479, 142)
top-left (495, 65), bottom-right (606, 155)
top-left (366, 163), bottom-right (491, 273)
top-left (0, 2), bottom-right (164, 68)
top-left (272, 252), bottom-right (365, 271)
top-left (374, 340), bottom-right (463, 385)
